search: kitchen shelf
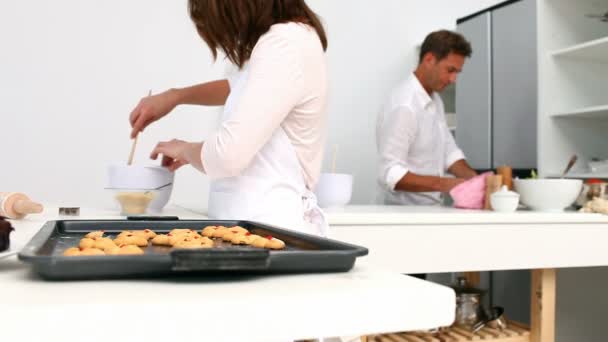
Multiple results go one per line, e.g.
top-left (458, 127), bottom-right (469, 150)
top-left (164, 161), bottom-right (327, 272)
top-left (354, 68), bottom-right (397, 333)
top-left (551, 36), bottom-right (608, 63)
top-left (368, 321), bottom-right (530, 342)
top-left (547, 172), bottom-right (608, 180)
top-left (552, 104), bottom-right (608, 119)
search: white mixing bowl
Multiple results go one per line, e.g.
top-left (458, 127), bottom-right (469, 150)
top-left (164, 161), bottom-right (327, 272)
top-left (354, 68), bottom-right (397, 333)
top-left (107, 164), bottom-right (174, 212)
top-left (514, 179), bottom-right (583, 212)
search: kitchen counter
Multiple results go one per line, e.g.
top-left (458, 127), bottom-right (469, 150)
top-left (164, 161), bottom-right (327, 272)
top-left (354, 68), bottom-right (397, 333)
top-left (325, 205), bottom-right (608, 225)
top-left (325, 205), bottom-right (608, 274)
top-left (0, 206), bottom-right (455, 342)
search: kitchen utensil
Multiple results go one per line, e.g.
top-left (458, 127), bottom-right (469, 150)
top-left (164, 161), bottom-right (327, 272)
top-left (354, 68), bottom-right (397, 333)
top-left (107, 164), bottom-right (175, 211)
top-left (58, 207), bottom-right (80, 216)
top-left (486, 306), bottom-right (508, 330)
top-left (127, 136), bottom-right (138, 165)
top-left (127, 90), bottom-right (152, 165)
top-left (514, 178), bottom-right (583, 212)
top-left (18, 218), bottom-right (369, 279)
top-left (472, 306), bottom-right (508, 333)
top-left (561, 154), bottom-right (578, 178)
top-left (451, 277), bottom-right (487, 328)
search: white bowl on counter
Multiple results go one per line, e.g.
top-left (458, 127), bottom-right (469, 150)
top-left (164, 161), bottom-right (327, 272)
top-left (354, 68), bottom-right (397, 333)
top-left (107, 164), bottom-right (174, 212)
top-left (514, 178), bottom-right (583, 212)
top-left (314, 173), bottom-right (354, 208)
top-left (490, 186), bottom-right (520, 213)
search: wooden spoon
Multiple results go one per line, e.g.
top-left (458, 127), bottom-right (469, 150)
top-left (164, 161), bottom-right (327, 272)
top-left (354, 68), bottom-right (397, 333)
top-left (127, 90), bottom-right (152, 165)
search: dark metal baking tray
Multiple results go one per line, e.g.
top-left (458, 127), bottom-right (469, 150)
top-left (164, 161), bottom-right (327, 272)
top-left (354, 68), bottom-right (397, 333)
top-left (18, 218), bottom-right (368, 280)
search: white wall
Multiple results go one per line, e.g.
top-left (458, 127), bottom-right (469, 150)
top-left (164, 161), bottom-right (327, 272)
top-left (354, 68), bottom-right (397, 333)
top-left (0, 0), bottom-right (503, 210)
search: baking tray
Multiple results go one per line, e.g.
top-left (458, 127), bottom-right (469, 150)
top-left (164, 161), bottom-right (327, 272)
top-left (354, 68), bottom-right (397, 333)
top-left (18, 218), bottom-right (368, 280)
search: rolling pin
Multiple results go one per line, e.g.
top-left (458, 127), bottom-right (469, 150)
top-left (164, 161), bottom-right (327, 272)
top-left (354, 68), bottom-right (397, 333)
top-left (0, 192), bottom-right (44, 219)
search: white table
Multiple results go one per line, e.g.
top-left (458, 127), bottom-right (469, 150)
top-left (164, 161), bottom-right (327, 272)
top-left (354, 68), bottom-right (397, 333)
top-left (0, 206), bottom-right (455, 342)
top-left (323, 205), bottom-right (608, 342)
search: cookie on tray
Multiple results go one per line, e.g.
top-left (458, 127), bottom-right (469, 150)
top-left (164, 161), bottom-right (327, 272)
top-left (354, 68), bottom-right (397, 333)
top-left (80, 248), bottom-right (106, 256)
top-left (201, 226), bottom-right (219, 237)
top-left (107, 245), bottom-right (145, 255)
top-left (63, 247), bottom-right (82, 256)
top-left (114, 234), bottom-right (148, 247)
top-left (231, 233), bottom-right (262, 245)
top-left (79, 238), bottom-right (96, 249)
top-left (117, 229), bottom-right (157, 240)
top-left (169, 228), bottom-right (197, 235)
top-left (85, 230), bottom-right (105, 239)
top-left (173, 236), bottom-right (214, 249)
top-left (211, 226), bottom-right (232, 239)
top-left (64, 247), bottom-right (106, 256)
top-left (151, 234), bottom-right (172, 246)
top-left (252, 235), bottom-right (285, 250)
top-left (168, 232), bottom-right (201, 246)
top-left (93, 237), bottom-right (118, 251)
top-left (222, 226), bottom-right (249, 242)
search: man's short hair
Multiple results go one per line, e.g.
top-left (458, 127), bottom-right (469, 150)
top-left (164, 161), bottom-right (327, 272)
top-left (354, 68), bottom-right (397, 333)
top-left (419, 30), bottom-right (472, 64)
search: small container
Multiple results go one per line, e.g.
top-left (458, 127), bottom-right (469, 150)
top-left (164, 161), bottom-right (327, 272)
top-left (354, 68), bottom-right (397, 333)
top-left (110, 189), bottom-right (158, 215)
top-left (314, 173), bottom-right (354, 208)
top-left (490, 185), bottom-right (520, 212)
top-left (450, 277), bottom-right (487, 328)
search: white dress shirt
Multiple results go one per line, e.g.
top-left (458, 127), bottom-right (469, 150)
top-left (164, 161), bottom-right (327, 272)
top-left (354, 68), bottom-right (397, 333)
top-left (376, 73), bottom-right (466, 205)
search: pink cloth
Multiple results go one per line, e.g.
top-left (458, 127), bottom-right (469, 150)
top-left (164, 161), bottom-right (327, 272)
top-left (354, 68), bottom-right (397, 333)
top-left (449, 172), bottom-right (493, 209)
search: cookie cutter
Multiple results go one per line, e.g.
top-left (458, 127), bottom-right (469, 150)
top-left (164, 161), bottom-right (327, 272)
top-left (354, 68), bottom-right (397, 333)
top-left (59, 207), bottom-right (80, 216)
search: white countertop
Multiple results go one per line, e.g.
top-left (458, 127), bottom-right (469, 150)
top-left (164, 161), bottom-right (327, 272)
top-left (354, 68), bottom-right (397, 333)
top-left (324, 205), bottom-right (608, 225)
top-left (324, 205), bottom-right (608, 274)
top-left (0, 205), bottom-right (455, 342)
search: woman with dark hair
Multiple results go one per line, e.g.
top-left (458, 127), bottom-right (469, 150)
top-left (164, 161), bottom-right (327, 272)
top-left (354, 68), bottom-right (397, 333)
top-left (129, 0), bottom-right (329, 236)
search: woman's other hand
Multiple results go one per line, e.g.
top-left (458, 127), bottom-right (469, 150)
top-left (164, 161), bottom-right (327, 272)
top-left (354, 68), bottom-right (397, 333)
top-left (150, 139), bottom-right (204, 172)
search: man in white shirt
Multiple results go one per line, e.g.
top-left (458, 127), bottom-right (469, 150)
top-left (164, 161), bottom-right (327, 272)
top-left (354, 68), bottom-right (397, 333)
top-left (377, 30), bottom-right (477, 206)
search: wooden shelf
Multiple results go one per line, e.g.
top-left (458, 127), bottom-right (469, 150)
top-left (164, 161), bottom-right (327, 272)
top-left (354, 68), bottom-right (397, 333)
top-left (552, 104), bottom-right (608, 119)
top-left (368, 321), bottom-right (530, 342)
top-left (551, 36), bottom-right (608, 63)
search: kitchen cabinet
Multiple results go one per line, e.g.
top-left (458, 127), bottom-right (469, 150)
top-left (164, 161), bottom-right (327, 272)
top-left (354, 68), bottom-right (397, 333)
top-left (455, 11), bottom-right (493, 169)
top-left (456, 0), bottom-right (537, 170)
top-left (538, 0), bottom-right (608, 178)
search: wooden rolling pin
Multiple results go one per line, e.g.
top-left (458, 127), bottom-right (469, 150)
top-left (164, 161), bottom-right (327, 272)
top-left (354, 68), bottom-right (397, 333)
top-left (0, 192), bottom-right (44, 219)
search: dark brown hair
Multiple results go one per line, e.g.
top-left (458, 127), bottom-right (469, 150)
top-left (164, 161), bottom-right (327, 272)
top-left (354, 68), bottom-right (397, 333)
top-left (189, 0), bottom-right (328, 68)
top-left (419, 30), bottom-right (472, 64)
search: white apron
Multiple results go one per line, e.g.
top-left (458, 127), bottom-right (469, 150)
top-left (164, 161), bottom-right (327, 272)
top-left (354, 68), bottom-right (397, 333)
top-left (207, 69), bottom-right (328, 237)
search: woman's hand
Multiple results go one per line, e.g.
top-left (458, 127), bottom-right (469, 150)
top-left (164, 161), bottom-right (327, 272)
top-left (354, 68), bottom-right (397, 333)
top-left (129, 90), bottom-right (179, 138)
top-left (150, 139), bottom-right (204, 172)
